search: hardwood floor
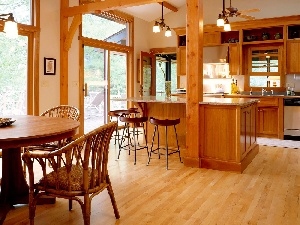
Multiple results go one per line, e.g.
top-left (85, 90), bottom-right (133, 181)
top-left (2, 143), bottom-right (300, 225)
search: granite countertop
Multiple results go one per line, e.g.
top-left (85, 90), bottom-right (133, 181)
top-left (200, 97), bottom-right (259, 106)
top-left (112, 95), bottom-right (259, 106)
top-left (112, 95), bottom-right (187, 104)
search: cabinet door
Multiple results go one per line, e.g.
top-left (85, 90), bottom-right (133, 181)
top-left (287, 41), bottom-right (300, 73)
top-left (203, 32), bottom-right (221, 46)
top-left (240, 106), bottom-right (252, 159)
top-left (257, 107), bottom-right (278, 136)
top-left (177, 46), bottom-right (186, 76)
top-left (228, 43), bottom-right (240, 75)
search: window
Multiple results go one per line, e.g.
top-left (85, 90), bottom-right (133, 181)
top-left (247, 45), bottom-right (283, 88)
top-left (82, 11), bottom-right (132, 46)
top-left (1, 0), bottom-right (32, 25)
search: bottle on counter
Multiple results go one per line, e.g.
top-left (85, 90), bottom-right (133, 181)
top-left (287, 86), bottom-right (291, 96)
top-left (231, 79), bottom-right (236, 94)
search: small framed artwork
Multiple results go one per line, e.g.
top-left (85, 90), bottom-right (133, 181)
top-left (44, 57), bottom-right (56, 75)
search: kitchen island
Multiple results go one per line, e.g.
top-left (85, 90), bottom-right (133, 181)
top-left (112, 96), bottom-right (259, 173)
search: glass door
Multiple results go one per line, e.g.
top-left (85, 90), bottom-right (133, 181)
top-left (83, 46), bottom-right (107, 133)
top-left (83, 47), bottom-right (128, 133)
top-left (110, 51), bottom-right (127, 110)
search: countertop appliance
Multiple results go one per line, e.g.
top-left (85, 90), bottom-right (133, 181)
top-left (284, 98), bottom-right (300, 141)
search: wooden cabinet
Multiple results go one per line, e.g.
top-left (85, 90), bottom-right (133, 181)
top-left (287, 40), bottom-right (300, 73)
top-left (240, 103), bottom-right (257, 159)
top-left (257, 107), bottom-right (278, 137)
top-left (228, 43), bottom-right (240, 75)
top-left (177, 46), bottom-right (186, 76)
top-left (257, 97), bottom-right (279, 137)
top-left (203, 32), bottom-right (221, 46)
top-left (224, 96), bottom-right (282, 138)
top-left (199, 102), bottom-right (259, 173)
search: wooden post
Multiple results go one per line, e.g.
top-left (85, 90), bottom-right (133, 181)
top-left (185, 0), bottom-right (203, 167)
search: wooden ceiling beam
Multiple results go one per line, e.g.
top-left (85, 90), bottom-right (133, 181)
top-left (158, 1), bottom-right (178, 12)
top-left (64, 14), bottom-right (82, 51)
top-left (63, 0), bottom-right (162, 17)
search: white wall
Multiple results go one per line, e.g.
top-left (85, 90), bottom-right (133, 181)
top-left (39, 0), bottom-right (61, 112)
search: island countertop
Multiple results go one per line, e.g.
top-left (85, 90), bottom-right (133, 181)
top-left (112, 95), bottom-right (258, 106)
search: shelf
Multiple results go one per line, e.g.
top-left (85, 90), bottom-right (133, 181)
top-left (243, 39), bottom-right (284, 45)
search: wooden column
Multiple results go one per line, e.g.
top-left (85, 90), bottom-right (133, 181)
top-left (60, 0), bottom-right (69, 104)
top-left (185, 0), bottom-right (203, 167)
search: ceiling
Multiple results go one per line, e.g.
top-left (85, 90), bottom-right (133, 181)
top-left (119, 0), bottom-right (186, 22)
top-left (118, 0), bottom-right (300, 24)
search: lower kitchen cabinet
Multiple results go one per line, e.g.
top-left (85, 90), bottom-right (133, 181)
top-left (225, 95), bottom-right (283, 139)
top-left (257, 107), bottom-right (278, 137)
top-left (199, 102), bottom-right (259, 173)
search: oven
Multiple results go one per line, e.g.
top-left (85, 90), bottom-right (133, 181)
top-left (284, 98), bottom-right (300, 140)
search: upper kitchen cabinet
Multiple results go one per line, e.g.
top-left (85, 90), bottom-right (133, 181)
top-left (286, 40), bottom-right (300, 74)
top-left (242, 26), bottom-right (284, 45)
top-left (177, 46), bottom-right (186, 76)
top-left (221, 31), bottom-right (239, 44)
top-left (228, 43), bottom-right (240, 75)
top-left (174, 15), bottom-right (300, 78)
top-left (203, 32), bottom-right (221, 46)
top-left (287, 25), bottom-right (300, 40)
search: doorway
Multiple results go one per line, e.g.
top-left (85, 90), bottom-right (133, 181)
top-left (83, 46), bottom-right (127, 133)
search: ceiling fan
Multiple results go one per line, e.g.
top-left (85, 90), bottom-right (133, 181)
top-left (224, 0), bottom-right (260, 20)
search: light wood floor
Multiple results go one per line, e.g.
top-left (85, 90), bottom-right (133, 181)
top-left (2, 143), bottom-right (300, 225)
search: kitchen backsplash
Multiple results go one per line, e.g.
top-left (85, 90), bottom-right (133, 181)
top-left (286, 74), bottom-right (300, 91)
top-left (179, 74), bottom-right (299, 92)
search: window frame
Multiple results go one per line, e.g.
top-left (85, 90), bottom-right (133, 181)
top-left (244, 44), bottom-right (285, 91)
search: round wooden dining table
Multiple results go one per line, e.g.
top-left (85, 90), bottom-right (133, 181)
top-left (0, 115), bottom-right (80, 223)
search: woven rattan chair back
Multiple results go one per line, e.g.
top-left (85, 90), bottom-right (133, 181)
top-left (41, 105), bottom-right (80, 121)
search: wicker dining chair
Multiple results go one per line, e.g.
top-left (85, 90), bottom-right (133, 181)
top-left (24, 105), bottom-right (80, 152)
top-left (22, 122), bottom-right (119, 225)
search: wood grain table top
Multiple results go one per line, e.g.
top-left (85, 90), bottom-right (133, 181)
top-left (0, 115), bottom-right (80, 149)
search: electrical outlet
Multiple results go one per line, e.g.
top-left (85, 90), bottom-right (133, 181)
top-left (286, 83), bottom-right (295, 88)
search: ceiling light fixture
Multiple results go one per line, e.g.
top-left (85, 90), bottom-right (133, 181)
top-left (216, 0), bottom-right (231, 31)
top-left (153, 2), bottom-right (172, 37)
top-left (0, 13), bottom-right (18, 38)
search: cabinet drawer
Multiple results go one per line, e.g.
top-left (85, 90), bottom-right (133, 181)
top-left (257, 98), bottom-right (279, 107)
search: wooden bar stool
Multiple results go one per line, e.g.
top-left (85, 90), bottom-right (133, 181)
top-left (118, 115), bottom-right (148, 165)
top-left (148, 117), bottom-right (182, 170)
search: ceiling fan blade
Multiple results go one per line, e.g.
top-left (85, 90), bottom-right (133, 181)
top-left (239, 14), bottom-right (256, 20)
top-left (239, 8), bottom-right (260, 13)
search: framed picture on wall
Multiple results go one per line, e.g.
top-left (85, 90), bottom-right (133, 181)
top-left (44, 57), bottom-right (56, 75)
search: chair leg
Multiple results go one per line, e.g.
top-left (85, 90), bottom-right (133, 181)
top-left (29, 192), bottom-right (37, 225)
top-left (106, 174), bottom-right (120, 219)
top-left (174, 125), bottom-right (182, 162)
top-left (83, 194), bottom-right (91, 225)
top-left (165, 126), bottom-right (169, 170)
top-left (69, 199), bottom-right (72, 211)
top-left (148, 125), bottom-right (156, 165)
top-left (133, 126), bottom-right (137, 165)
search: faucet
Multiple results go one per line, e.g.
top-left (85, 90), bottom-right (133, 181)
top-left (271, 90), bottom-right (274, 95)
top-left (262, 88), bottom-right (266, 95)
